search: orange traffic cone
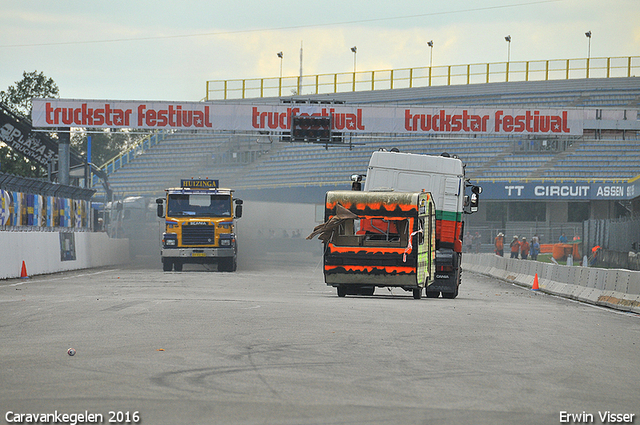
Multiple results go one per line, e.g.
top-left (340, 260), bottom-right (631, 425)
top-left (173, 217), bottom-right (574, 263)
top-left (20, 261), bottom-right (29, 279)
top-left (531, 273), bottom-right (539, 291)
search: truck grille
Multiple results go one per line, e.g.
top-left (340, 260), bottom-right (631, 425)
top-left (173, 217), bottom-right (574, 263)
top-left (182, 225), bottom-right (215, 245)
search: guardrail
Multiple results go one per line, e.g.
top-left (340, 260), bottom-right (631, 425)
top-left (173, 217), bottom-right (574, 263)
top-left (463, 253), bottom-right (640, 314)
top-left (205, 56), bottom-right (639, 100)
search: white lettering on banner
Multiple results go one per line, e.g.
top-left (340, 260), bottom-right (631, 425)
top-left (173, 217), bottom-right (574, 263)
top-left (0, 123), bottom-right (58, 164)
top-left (534, 185), bottom-right (590, 197)
top-left (31, 99), bottom-right (585, 135)
top-left (596, 186), bottom-right (625, 197)
top-left (504, 185), bottom-right (525, 196)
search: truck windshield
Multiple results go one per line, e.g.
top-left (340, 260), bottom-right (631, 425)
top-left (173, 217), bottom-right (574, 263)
top-left (167, 194), bottom-right (232, 217)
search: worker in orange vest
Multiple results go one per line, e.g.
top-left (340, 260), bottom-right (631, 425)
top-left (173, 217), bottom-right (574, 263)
top-left (520, 237), bottom-right (530, 260)
top-left (510, 235), bottom-right (520, 259)
top-left (494, 232), bottom-right (504, 256)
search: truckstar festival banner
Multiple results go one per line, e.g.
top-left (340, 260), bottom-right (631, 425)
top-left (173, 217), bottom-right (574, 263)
top-left (32, 98), bottom-right (587, 136)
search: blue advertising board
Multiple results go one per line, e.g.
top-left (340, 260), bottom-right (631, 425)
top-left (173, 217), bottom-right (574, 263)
top-left (477, 180), bottom-right (639, 201)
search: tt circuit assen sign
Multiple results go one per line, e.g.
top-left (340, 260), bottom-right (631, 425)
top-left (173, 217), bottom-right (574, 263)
top-left (481, 181), bottom-right (639, 201)
top-left (32, 99), bottom-right (585, 136)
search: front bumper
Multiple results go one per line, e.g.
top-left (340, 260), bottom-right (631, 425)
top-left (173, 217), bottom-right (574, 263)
top-left (161, 247), bottom-right (235, 258)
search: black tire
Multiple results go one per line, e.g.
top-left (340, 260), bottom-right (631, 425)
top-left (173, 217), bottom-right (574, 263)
top-left (174, 261), bottom-right (183, 272)
top-left (218, 256), bottom-right (237, 272)
top-left (442, 268), bottom-right (461, 299)
top-left (413, 288), bottom-right (422, 299)
top-left (162, 259), bottom-right (172, 272)
top-left (442, 286), bottom-right (459, 299)
top-left (337, 286), bottom-right (347, 297)
top-left (426, 286), bottom-right (440, 298)
top-left (359, 286), bottom-right (375, 296)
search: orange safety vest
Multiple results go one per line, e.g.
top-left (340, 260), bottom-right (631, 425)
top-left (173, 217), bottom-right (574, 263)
top-left (510, 239), bottom-right (520, 252)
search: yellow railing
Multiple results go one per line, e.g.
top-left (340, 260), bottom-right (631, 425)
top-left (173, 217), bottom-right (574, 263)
top-left (205, 56), bottom-right (639, 101)
top-left (93, 132), bottom-right (167, 184)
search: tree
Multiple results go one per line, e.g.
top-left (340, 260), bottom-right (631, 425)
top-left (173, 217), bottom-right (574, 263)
top-left (1, 70), bottom-right (146, 178)
top-left (71, 129), bottom-right (141, 168)
top-left (0, 71), bottom-right (59, 177)
top-left (0, 144), bottom-right (45, 177)
top-left (0, 70), bottom-right (59, 117)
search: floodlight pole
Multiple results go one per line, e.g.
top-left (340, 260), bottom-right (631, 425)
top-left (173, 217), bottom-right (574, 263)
top-left (585, 31), bottom-right (592, 78)
top-left (427, 40), bottom-right (433, 86)
top-left (351, 46), bottom-right (357, 91)
top-left (505, 35), bottom-right (511, 82)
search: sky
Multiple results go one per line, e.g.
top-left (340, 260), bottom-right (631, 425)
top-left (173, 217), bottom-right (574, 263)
top-left (1, 0), bottom-right (639, 102)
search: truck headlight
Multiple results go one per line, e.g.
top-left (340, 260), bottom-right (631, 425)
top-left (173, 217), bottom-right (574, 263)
top-left (220, 239), bottom-right (231, 246)
top-left (163, 233), bottom-right (178, 248)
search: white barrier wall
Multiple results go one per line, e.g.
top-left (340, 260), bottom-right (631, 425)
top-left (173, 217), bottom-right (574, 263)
top-left (0, 232), bottom-right (130, 279)
top-left (462, 254), bottom-right (640, 314)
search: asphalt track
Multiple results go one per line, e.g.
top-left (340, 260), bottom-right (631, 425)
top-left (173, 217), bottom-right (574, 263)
top-left (1, 254), bottom-right (639, 425)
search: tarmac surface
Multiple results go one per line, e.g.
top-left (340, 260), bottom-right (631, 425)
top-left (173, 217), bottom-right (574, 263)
top-left (1, 254), bottom-right (639, 425)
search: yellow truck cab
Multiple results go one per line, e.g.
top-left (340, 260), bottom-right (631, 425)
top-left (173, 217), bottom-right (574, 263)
top-left (313, 190), bottom-right (436, 299)
top-left (156, 179), bottom-right (242, 272)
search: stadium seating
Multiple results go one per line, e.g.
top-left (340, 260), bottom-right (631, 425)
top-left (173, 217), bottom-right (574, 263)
top-left (95, 77), bottom-right (640, 201)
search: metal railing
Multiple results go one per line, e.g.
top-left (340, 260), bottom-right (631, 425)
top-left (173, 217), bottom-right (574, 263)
top-left (92, 131), bottom-right (167, 186)
top-left (205, 56), bottom-right (639, 100)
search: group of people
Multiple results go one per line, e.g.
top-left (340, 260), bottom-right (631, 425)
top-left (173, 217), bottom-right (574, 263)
top-left (494, 233), bottom-right (540, 260)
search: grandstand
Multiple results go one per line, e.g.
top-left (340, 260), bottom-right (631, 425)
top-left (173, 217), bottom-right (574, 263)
top-left (92, 72), bottom-right (640, 246)
top-left (98, 76), bottom-right (640, 196)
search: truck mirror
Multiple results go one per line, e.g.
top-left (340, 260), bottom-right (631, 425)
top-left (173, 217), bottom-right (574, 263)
top-left (235, 199), bottom-right (243, 218)
top-left (155, 198), bottom-right (165, 217)
top-left (470, 193), bottom-right (479, 212)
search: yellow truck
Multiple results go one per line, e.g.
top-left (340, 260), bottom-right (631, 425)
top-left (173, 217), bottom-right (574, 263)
top-left (156, 179), bottom-right (242, 272)
top-left (309, 190), bottom-right (436, 298)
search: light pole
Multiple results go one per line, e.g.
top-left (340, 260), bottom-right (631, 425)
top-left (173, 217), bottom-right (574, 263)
top-left (351, 46), bottom-right (357, 73)
top-left (277, 51), bottom-right (283, 96)
top-left (351, 46), bottom-right (357, 91)
top-left (277, 51), bottom-right (283, 78)
top-left (427, 40), bottom-right (433, 86)
top-left (505, 35), bottom-right (511, 82)
top-left (505, 35), bottom-right (511, 62)
top-left (585, 31), bottom-right (592, 78)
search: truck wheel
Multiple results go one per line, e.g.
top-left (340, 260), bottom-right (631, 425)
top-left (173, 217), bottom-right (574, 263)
top-left (442, 286), bottom-right (459, 299)
top-left (337, 286), bottom-right (347, 297)
top-left (360, 286), bottom-right (375, 296)
top-left (426, 286), bottom-right (440, 298)
top-left (162, 259), bottom-right (172, 272)
top-left (218, 257), bottom-right (237, 272)
top-left (174, 261), bottom-right (183, 272)
top-left (413, 288), bottom-right (422, 299)
top-left (442, 269), bottom-right (461, 298)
